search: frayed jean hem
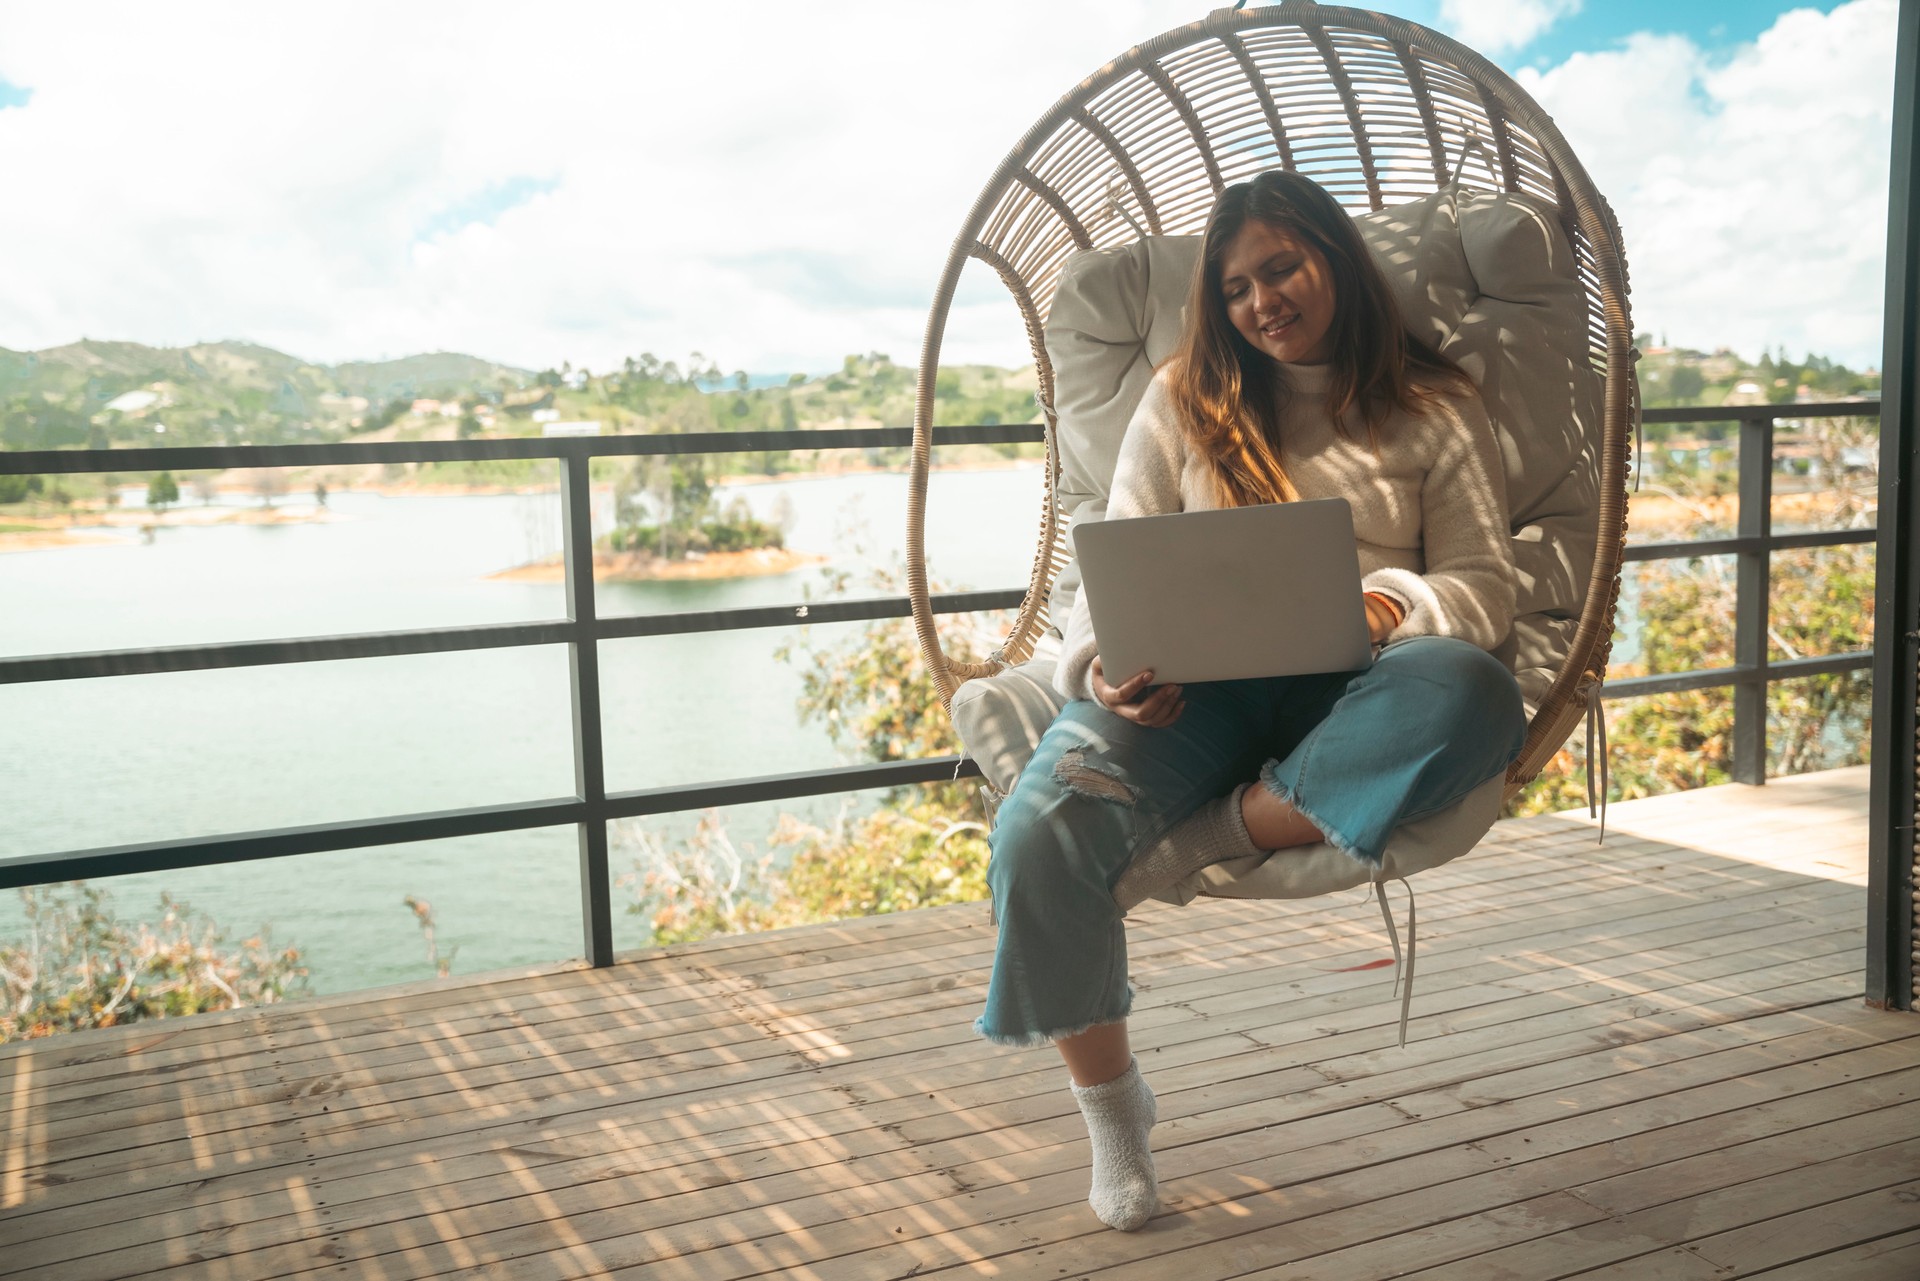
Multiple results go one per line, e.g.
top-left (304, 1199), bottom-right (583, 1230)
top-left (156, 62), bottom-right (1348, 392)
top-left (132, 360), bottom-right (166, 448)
top-left (1256, 761), bottom-right (1379, 869)
top-left (973, 991), bottom-right (1134, 1048)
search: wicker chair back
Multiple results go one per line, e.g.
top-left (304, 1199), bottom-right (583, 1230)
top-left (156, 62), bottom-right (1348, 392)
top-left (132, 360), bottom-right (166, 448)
top-left (905, 1), bottom-right (1636, 793)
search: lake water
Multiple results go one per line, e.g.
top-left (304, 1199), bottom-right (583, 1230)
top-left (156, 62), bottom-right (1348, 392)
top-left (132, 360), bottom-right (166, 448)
top-left (0, 465), bottom-right (1045, 995)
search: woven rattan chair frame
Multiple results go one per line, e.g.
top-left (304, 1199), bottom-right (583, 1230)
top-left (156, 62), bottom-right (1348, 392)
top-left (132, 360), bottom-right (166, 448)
top-left (906, 1), bottom-right (1636, 796)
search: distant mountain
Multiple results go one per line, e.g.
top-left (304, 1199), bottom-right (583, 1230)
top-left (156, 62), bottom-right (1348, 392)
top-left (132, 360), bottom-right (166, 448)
top-left (331, 352), bottom-right (533, 402)
top-left (0, 340), bottom-right (533, 451)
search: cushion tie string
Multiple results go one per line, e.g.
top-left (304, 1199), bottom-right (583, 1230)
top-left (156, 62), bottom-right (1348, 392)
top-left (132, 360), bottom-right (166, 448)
top-left (1584, 682), bottom-right (1610, 843)
top-left (1629, 345), bottom-right (1645, 493)
top-left (1101, 175), bottom-right (1150, 241)
top-left (1373, 875), bottom-right (1418, 1048)
top-left (1448, 125), bottom-right (1501, 190)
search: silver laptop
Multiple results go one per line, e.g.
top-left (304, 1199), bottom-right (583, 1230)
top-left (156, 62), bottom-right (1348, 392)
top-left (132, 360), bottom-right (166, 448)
top-left (1070, 498), bottom-right (1373, 685)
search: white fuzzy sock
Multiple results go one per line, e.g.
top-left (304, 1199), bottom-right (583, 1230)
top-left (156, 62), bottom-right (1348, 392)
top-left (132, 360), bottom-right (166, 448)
top-left (1070, 1057), bottom-right (1158, 1231)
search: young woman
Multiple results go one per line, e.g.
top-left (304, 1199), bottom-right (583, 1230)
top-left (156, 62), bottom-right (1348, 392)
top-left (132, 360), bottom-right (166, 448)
top-left (973, 170), bottom-right (1528, 1231)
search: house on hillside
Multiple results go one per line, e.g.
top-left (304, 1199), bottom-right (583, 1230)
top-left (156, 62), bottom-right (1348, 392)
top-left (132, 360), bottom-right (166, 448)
top-left (105, 388), bottom-right (160, 413)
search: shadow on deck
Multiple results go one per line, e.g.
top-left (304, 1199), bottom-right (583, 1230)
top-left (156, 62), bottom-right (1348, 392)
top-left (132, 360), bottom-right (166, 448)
top-left (2, 766), bottom-right (1915, 1280)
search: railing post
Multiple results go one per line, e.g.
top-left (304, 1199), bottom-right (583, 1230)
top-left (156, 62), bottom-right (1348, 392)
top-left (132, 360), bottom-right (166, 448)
top-left (1869, 0), bottom-right (1919, 1012)
top-left (561, 451), bottom-right (614, 967)
top-left (1732, 413), bottom-right (1773, 785)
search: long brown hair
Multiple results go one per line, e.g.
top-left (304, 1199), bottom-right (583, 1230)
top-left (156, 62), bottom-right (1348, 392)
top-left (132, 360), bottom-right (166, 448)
top-left (1164, 170), bottom-right (1472, 507)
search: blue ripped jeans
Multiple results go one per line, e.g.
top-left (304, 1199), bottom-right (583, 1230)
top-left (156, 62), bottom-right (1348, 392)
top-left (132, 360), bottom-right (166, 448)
top-left (974, 635), bottom-right (1526, 1047)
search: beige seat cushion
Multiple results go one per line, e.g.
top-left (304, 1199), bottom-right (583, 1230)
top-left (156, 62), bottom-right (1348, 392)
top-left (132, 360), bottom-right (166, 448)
top-left (950, 642), bottom-right (1064, 798)
top-left (1041, 185), bottom-right (1603, 716)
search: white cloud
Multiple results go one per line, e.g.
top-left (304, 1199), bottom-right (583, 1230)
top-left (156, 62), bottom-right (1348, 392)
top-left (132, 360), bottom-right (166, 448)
top-left (0, 1), bottom-right (1202, 373)
top-left (1516, 0), bottom-right (1896, 368)
top-left (0, 1), bottom-right (1901, 374)
top-left (1438, 0), bottom-right (1581, 55)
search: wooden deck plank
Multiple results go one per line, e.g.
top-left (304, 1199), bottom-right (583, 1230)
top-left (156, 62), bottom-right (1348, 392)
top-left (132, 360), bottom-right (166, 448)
top-left (1688, 1183), bottom-right (1920, 1276)
top-left (1737, 1225), bottom-right (1920, 1279)
top-left (0, 767), bottom-right (1902, 1281)
top-left (1396, 1141), bottom-right (1920, 1280)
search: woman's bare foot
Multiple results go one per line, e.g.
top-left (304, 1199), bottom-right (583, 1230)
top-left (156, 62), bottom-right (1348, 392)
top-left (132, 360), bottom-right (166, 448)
top-left (1240, 784), bottom-right (1327, 850)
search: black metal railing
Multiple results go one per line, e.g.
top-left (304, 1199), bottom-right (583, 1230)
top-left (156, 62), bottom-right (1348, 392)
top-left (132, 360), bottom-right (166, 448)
top-left (1606, 401), bottom-right (1879, 784)
top-left (0, 398), bottom-right (1881, 967)
top-left (0, 424), bottom-right (1033, 964)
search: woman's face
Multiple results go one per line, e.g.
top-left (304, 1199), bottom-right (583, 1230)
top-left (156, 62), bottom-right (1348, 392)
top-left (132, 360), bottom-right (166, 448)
top-left (1217, 218), bottom-right (1337, 366)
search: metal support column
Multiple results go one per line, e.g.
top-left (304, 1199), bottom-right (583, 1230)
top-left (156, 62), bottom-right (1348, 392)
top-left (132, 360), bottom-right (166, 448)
top-left (1868, 0), bottom-right (1919, 1012)
top-left (1733, 414), bottom-right (1773, 785)
top-left (561, 452), bottom-right (615, 968)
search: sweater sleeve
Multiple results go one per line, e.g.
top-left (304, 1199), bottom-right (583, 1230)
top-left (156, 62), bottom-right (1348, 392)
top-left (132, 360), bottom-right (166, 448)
top-left (1053, 373), bottom-right (1189, 703)
top-left (1361, 389), bottom-right (1516, 653)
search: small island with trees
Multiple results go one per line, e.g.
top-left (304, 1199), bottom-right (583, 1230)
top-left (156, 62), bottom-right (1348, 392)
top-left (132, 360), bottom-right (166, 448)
top-left (490, 455), bottom-right (825, 582)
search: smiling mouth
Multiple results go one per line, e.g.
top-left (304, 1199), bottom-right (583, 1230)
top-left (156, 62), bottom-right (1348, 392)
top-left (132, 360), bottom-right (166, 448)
top-left (1258, 314), bottom-right (1299, 339)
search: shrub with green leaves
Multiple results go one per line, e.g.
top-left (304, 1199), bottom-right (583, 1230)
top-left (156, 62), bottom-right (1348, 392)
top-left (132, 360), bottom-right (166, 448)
top-left (621, 566), bottom-right (1001, 944)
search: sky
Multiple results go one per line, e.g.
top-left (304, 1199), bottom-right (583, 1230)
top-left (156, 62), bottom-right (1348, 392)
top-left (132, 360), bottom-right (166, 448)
top-left (0, 0), bottom-right (1899, 376)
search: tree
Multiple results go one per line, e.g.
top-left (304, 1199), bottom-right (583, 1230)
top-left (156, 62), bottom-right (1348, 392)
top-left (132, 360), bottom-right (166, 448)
top-left (1507, 545), bottom-right (1873, 815)
top-left (369, 399), bottom-right (408, 433)
top-left (657, 457), bottom-right (714, 556)
top-left (0, 473), bottom-right (43, 504)
top-left (607, 457), bottom-right (782, 559)
top-left (1668, 365), bottom-right (1704, 403)
top-left (1509, 410), bottom-right (1878, 814)
top-left (620, 566), bottom-right (1003, 944)
top-left (146, 471), bottom-right (180, 512)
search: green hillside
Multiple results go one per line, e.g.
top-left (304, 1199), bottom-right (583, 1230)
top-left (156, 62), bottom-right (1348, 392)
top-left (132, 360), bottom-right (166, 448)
top-left (0, 339), bottom-right (525, 452)
top-left (0, 341), bottom-right (1040, 467)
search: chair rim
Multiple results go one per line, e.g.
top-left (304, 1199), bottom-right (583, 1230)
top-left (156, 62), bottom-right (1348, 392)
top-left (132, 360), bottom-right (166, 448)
top-left (905, 0), bottom-right (1636, 795)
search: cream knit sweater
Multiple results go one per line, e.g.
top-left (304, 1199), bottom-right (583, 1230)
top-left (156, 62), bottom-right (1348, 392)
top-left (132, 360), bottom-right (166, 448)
top-left (1054, 361), bottom-right (1516, 704)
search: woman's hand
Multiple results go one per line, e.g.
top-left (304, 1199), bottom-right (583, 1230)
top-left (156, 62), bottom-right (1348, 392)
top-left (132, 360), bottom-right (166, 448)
top-left (1364, 592), bottom-right (1405, 645)
top-left (1091, 657), bottom-right (1186, 727)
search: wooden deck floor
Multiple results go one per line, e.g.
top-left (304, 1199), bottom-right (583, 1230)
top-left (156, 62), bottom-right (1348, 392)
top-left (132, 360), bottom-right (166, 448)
top-left (2, 766), bottom-right (1915, 1280)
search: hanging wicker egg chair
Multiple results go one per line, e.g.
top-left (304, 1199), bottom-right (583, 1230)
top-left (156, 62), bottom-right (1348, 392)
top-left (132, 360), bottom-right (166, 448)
top-left (904, 2), bottom-right (1635, 915)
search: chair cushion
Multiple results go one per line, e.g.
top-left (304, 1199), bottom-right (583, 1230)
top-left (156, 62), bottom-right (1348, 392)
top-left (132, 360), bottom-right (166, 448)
top-left (1040, 185), bottom-right (1603, 717)
top-left (953, 185), bottom-right (1600, 904)
top-left (950, 648), bottom-right (1065, 797)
